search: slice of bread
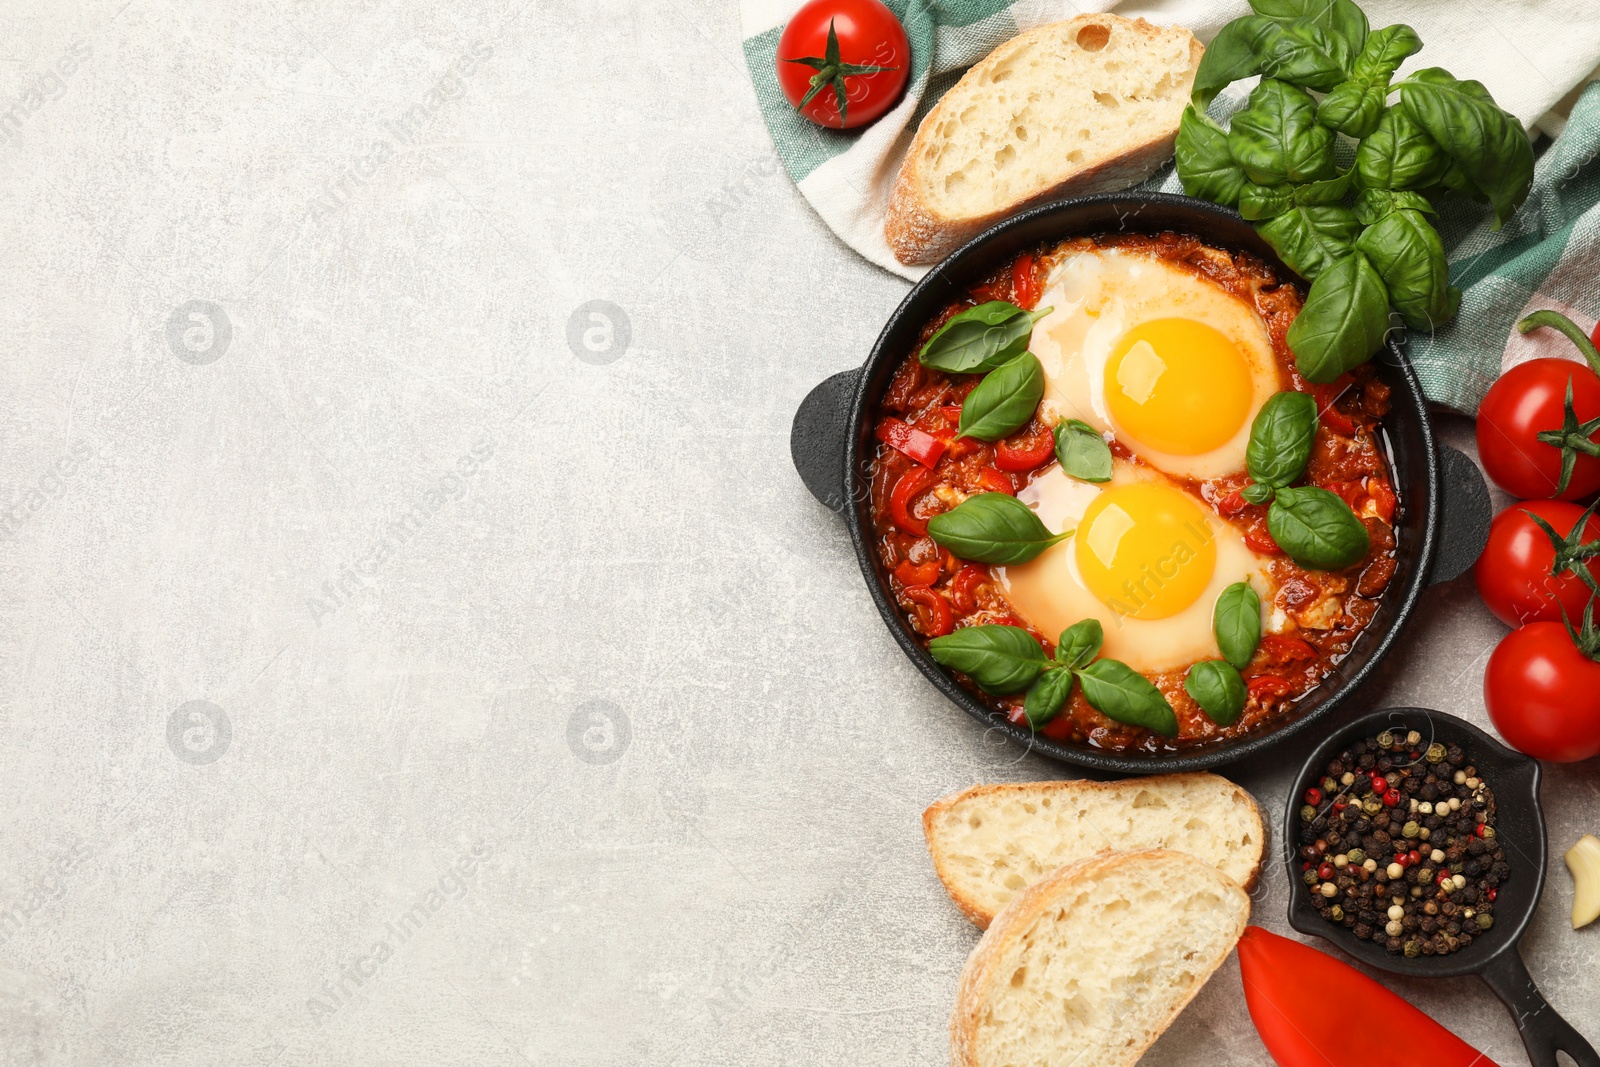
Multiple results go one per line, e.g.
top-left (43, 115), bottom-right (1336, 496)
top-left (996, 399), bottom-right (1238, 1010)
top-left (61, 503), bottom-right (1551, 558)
top-left (951, 849), bottom-right (1250, 1067)
top-left (886, 15), bottom-right (1201, 266)
top-left (923, 774), bottom-right (1263, 929)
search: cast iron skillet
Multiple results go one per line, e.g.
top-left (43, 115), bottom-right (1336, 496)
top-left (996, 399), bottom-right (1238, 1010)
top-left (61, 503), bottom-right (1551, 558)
top-left (790, 193), bottom-right (1491, 773)
top-left (1285, 707), bottom-right (1598, 1067)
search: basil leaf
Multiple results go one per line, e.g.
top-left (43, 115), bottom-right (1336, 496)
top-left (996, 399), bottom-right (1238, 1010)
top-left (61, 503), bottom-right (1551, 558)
top-left (1053, 419), bottom-right (1113, 483)
top-left (1355, 106), bottom-right (1448, 191)
top-left (1269, 485), bottom-right (1372, 569)
top-left (1054, 619), bottom-right (1104, 669)
top-left (928, 624), bottom-right (1048, 694)
top-left (1254, 21), bottom-right (1347, 92)
top-left (1239, 182), bottom-right (1295, 221)
top-left (1213, 581), bottom-right (1263, 670)
top-left (1228, 79), bottom-right (1336, 186)
top-left (1355, 209), bottom-right (1457, 331)
top-left (1191, 16), bottom-right (1271, 109)
top-left (1246, 390), bottom-right (1319, 489)
top-left (1175, 105), bottom-right (1248, 206)
top-left (1400, 68), bottom-right (1534, 229)
top-left (1293, 166), bottom-right (1354, 205)
top-left (1317, 25), bottom-right (1421, 138)
top-left (1286, 251), bottom-right (1392, 384)
top-left (1242, 481), bottom-right (1275, 505)
top-left (1023, 666), bottom-right (1075, 727)
top-left (1248, 0), bottom-right (1367, 69)
top-left (1353, 187), bottom-right (1435, 226)
top-left (1256, 204), bottom-right (1361, 281)
top-left (927, 493), bottom-right (1072, 565)
top-left (1075, 660), bottom-right (1178, 737)
top-left (919, 302), bottom-right (1050, 373)
top-left (958, 352), bottom-right (1044, 441)
top-left (1185, 660), bottom-right (1249, 727)
top-left (1427, 158), bottom-right (1486, 204)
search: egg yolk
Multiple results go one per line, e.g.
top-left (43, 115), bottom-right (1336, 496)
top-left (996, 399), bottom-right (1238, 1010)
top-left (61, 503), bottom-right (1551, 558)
top-left (1075, 483), bottom-right (1218, 621)
top-left (1105, 318), bottom-right (1255, 456)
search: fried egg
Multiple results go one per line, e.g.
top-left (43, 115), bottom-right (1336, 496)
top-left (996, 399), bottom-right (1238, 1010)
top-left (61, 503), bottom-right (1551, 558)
top-left (996, 461), bottom-right (1276, 673)
top-left (1028, 247), bottom-right (1284, 481)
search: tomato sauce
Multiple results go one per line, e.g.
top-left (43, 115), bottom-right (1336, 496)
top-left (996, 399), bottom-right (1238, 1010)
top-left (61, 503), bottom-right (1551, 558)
top-left (867, 233), bottom-right (1400, 754)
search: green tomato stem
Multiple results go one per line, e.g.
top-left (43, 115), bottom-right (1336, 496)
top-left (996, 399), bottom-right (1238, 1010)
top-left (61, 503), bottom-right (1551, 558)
top-left (1518, 310), bottom-right (1600, 378)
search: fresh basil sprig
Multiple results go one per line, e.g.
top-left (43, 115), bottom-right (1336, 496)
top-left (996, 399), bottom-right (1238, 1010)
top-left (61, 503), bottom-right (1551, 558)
top-left (1213, 581), bottom-right (1263, 670)
top-left (1228, 79), bottom-right (1336, 186)
top-left (931, 621), bottom-right (1175, 736)
top-left (1286, 251), bottom-right (1392, 384)
top-left (1185, 659), bottom-right (1249, 726)
top-left (1245, 391), bottom-right (1319, 493)
top-left (1318, 24), bottom-right (1421, 138)
top-left (1268, 485), bottom-right (1372, 568)
top-left (918, 301), bottom-right (1052, 373)
top-left (1354, 106), bottom-right (1447, 192)
top-left (926, 493), bottom-right (1072, 565)
top-left (1176, 106), bottom-right (1249, 207)
top-left (1356, 209), bottom-right (1459, 331)
top-left (958, 352), bottom-right (1044, 441)
top-left (1256, 204), bottom-right (1361, 281)
top-left (927, 624), bottom-right (1049, 694)
top-left (1053, 419), bottom-right (1113, 483)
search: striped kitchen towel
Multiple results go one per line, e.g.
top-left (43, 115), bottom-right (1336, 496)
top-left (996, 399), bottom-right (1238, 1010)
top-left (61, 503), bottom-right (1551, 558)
top-left (741, 0), bottom-right (1600, 412)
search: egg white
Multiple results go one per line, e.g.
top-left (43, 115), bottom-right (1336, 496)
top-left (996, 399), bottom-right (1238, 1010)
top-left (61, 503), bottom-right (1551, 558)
top-left (996, 461), bottom-right (1278, 673)
top-left (1028, 246), bottom-right (1284, 481)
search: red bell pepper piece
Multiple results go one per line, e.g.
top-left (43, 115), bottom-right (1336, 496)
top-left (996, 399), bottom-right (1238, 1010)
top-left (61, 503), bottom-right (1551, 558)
top-left (1307, 375), bottom-right (1358, 436)
top-left (1244, 523), bottom-right (1284, 556)
top-left (975, 466), bottom-right (1015, 496)
top-left (894, 556), bottom-right (942, 587)
top-left (1238, 926), bottom-right (1499, 1067)
top-left (1257, 634), bottom-right (1317, 664)
top-left (994, 429), bottom-right (1054, 472)
top-left (903, 587), bottom-right (953, 637)
top-left (876, 417), bottom-right (946, 468)
top-left (1367, 478), bottom-right (1397, 523)
top-left (1246, 674), bottom-right (1294, 700)
top-left (1012, 252), bottom-right (1040, 310)
top-left (950, 564), bottom-right (988, 614)
top-left (889, 468), bottom-right (936, 536)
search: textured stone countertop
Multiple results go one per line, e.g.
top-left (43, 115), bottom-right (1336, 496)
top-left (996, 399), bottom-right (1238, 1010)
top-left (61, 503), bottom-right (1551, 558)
top-left (1, 2), bottom-right (1597, 1065)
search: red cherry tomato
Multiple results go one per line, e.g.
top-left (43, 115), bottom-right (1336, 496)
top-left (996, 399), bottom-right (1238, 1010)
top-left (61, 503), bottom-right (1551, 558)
top-left (775, 0), bottom-right (909, 130)
top-left (1476, 357), bottom-right (1600, 499)
top-left (1473, 500), bottom-right (1600, 628)
top-left (1484, 621), bottom-right (1600, 761)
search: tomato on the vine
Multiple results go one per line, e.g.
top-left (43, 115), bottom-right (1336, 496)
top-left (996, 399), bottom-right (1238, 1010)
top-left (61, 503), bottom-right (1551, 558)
top-left (1485, 614), bottom-right (1600, 762)
top-left (1477, 311), bottom-right (1600, 499)
top-left (1474, 499), bottom-right (1600, 628)
top-left (775, 0), bottom-right (909, 129)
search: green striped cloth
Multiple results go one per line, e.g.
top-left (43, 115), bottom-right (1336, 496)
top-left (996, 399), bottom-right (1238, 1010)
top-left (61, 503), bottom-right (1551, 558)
top-left (742, 1), bottom-right (1600, 413)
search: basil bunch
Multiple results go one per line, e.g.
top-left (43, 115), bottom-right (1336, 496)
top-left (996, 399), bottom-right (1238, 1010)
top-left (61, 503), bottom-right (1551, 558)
top-left (927, 493), bottom-right (1072, 564)
top-left (1175, 0), bottom-right (1534, 383)
top-left (928, 620), bottom-right (1178, 736)
top-left (918, 301), bottom-right (1052, 373)
top-left (1240, 391), bottom-right (1372, 569)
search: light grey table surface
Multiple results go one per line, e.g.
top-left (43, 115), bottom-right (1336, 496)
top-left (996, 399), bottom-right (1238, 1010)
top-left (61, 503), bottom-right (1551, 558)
top-left (1, 2), bottom-right (1597, 1065)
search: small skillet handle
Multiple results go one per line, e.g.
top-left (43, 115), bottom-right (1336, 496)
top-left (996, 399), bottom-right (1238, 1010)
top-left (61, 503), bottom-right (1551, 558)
top-left (1480, 950), bottom-right (1600, 1067)
top-left (1427, 444), bottom-right (1492, 586)
top-left (790, 368), bottom-right (860, 514)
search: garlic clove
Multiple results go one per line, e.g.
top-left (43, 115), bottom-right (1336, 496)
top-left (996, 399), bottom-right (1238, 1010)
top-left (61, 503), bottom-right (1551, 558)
top-left (1565, 834), bottom-right (1600, 930)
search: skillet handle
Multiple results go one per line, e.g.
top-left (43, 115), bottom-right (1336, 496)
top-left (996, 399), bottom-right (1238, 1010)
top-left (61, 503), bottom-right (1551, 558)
top-left (790, 368), bottom-right (860, 514)
top-left (1427, 444), bottom-right (1491, 586)
top-left (1479, 949), bottom-right (1600, 1067)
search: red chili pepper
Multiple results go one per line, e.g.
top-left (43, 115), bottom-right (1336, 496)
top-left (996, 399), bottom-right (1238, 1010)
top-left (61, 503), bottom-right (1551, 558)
top-left (894, 557), bottom-right (942, 587)
top-left (1011, 252), bottom-right (1040, 310)
top-left (975, 466), bottom-right (1015, 496)
top-left (904, 586), bottom-right (952, 637)
top-left (950, 564), bottom-right (988, 614)
top-left (1244, 524), bottom-right (1284, 556)
top-left (994, 429), bottom-right (1054, 472)
top-left (1367, 478), bottom-right (1397, 524)
top-left (1260, 634), bottom-right (1318, 663)
top-left (1247, 675), bottom-right (1294, 700)
top-left (1238, 927), bottom-right (1501, 1067)
top-left (876, 417), bottom-right (947, 468)
top-left (889, 468), bottom-right (937, 536)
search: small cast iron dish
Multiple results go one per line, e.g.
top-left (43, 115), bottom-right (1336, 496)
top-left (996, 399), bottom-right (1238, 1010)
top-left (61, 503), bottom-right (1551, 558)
top-left (1285, 706), bottom-right (1599, 1067)
top-left (790, 193), bottom-right (1491, 773)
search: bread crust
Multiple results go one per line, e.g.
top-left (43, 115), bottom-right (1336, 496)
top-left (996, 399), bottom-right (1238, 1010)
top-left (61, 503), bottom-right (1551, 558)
top-left (922, 773), bottom-right (1266, 929)
top-left (886, 15), bottom-right (1202, 266)
top-left (949, 849), bottom-right (1250, 1067)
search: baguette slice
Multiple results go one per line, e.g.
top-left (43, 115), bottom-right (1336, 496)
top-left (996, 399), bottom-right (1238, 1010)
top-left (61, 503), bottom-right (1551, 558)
top-left (923, 774), bottom-right (1263, 929)
top-left (951, 849), bottom-right (1250, 1067)
top-left (886, 15), bottom-right (1201, 266)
